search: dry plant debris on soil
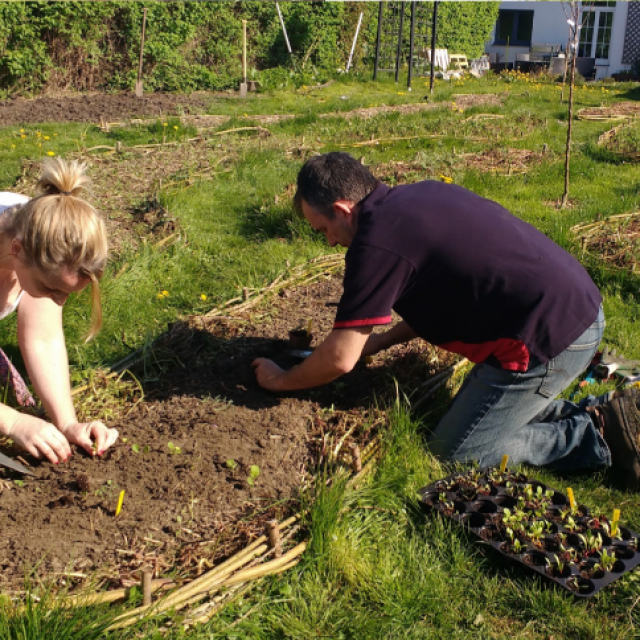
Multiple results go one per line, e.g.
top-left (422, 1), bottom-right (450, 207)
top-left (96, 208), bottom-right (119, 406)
top-left (577, 101), bottom-right (640, 120)
top-left (0, 270), bottom-right (453, 595)
top-left (572, 211), bottom-right (640, 271)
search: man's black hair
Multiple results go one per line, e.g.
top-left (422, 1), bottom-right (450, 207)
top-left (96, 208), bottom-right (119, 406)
top-left (295, 152), bottom-right (378, 219)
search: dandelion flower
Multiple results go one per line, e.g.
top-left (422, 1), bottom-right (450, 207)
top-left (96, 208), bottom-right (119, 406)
top-left (163, 122), bottom-right (168, 127)
top-left (200, 294), bottom-right (207, 301)
top-left (47, 151), bottom-right (55, 156)
top-left (20, 135), bottom-right (26, 139)
top-left (11, 144), bottom-right (15, 149)
top-left (43, 136), bottom-right (50, 140)
top-left (19, 128), bottom-right (24, 133)
top-left (53, 133), bottom-right (58, 137)
top-left (162, 290), bottom-right (169, 296)
top-left (173, 125), bottom-right (178, 131)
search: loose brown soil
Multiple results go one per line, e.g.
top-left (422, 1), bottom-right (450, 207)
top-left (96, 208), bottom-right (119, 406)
top-left (577, 102), bottom-right (640, 120)
top-left (0, 272), bottom-right (450, 593)
top-left (0, 92), bottom-right (225, 127)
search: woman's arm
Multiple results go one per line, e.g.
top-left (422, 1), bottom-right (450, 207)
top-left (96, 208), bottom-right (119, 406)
top-left (17, 293), bottom-right (118, 458)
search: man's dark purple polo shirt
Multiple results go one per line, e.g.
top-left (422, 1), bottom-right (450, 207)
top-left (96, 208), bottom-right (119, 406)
top-left (334, 181), bottom-right (602, 371)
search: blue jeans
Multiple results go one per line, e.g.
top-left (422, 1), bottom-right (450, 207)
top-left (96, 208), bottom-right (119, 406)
top-left (427, 306), bottom-right (609, 472)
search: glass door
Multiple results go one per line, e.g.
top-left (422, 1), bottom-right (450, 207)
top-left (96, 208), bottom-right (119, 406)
top-left (578, 3), bottom-right (615, 62)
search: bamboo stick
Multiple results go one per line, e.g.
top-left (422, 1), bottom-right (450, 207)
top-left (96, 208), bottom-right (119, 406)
top-left (61, 579), bottom-right (173, 607)
top-left (109, 514), bottom-right (299, 625)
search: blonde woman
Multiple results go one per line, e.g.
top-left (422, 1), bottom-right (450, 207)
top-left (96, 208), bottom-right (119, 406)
top-left (0, 158), bottom-right (118, 465)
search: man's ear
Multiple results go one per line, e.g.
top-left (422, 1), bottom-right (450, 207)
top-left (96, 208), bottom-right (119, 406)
top-left (332, 200), bottom-right (356, 220)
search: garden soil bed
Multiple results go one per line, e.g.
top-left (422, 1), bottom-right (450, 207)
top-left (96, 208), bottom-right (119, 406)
top-left (0, 271), bottom-right (449, 593)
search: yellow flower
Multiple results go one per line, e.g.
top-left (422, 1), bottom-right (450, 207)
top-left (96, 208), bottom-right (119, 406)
top-left (243, 113), bottom-right (248, 117)
top-left (162, 290), bottom-right (169, 296)
top-left (47, 151), bottom-right (55, 156)
top-left (36, 131), bottom-right (41, 137)
top-left (173, 125), bottom-right (178, 131)
top-left (53, 133), bottom-right (57, 137)
top-left (157, 293), bottom-right (164, 299)
top-left (11, 144), bottom-right (15, 149)
top-left (200, 294), bottom-right (207, 301)
top-left (439, 175), bottom-right (453, 184)
top-left (43, 135), bottom-right (50, 140)
top-left (163, 122), bottom-right (168, 127)
top-left (20, 135), bottom-right (26, 139)
top-left (19, 128), bottom-right (24, 133)
top-left (397, 91), bottom-right (405, 95)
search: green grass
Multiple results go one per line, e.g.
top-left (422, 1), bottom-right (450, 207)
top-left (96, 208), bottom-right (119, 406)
top-left (1, 73), bottom-right (640, 638)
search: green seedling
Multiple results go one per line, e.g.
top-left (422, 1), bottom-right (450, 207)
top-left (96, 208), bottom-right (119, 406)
top-left (578, 531), bottom-right (603, 555)
top-left (564, 516), bottom-right (580, 533)
top-left (167, 442), bottom-right (182, 455)
top-left (547, 554), bottom-right (566, 574)
top-left (246, 464), bottom-right (260, 486)
top-left (511, 538), bottom-right (525, 554)
top-left (13, 479), bottom-right (25, 488)
top-left (528, 520), bottom-right (545, 543)
top-left (226, 459), bottom-right (238, 471)
top-left (544, 520), bottom-right (554, 535)
top-left (594, 548), bottom-right (616, 573)
top-left (131, 443), bottom-right (140, 453)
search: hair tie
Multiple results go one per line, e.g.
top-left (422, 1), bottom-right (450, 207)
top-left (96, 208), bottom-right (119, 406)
top-left (60, 190), bottom-right (72, 195)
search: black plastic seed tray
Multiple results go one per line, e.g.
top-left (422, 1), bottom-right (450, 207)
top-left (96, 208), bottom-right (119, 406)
top-left (420, 468), bottom-right (640, 597)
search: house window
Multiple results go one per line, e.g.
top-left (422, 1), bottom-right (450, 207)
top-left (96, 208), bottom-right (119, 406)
top-left (578, 4), bottom-right (615, 60)
top-left (494, 10), bottom-right (534, 47)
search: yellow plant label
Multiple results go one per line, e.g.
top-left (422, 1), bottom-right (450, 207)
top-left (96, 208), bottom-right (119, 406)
top-left (567, 487), bottom-right (576, 510)
top-left (115, 490), bottom-right (125, 517)
top-left (612, 508), bottom-right (621, 535)
top-left (500, 455), bottom-right (508, 473)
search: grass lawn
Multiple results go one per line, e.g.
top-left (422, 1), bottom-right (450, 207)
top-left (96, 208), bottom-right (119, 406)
top-left (1, 72), bottom-right (639, 639)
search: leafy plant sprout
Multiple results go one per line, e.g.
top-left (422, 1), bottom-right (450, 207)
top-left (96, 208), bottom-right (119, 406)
top-left (226, 459), bottom-right (238, 471)
top-left (547, 554), bottom-right (567, 574)
top-left (167, 442), bottom-right (182, 455)
top-left (593, 548), bottom-right (616, 573)
top-left (578, 531), bottom-right (604, 555)
top-left (564, 516), bottom-right (580, 533)
top-left (527, 520), bottom-right (545, 543)
top-left (246, 464), bottom-right (260, 486)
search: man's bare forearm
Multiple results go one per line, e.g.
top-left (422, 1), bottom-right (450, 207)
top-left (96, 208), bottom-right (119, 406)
top-left (373, 321), bottom-right (418, 351)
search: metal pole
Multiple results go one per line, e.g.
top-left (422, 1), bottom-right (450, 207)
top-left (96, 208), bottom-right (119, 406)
top-left (408, 1), bottom-right (416, 89)
top-left (429, 1), bottom-right (438, 94)
top-left (275, 2), bottom-right (292, 55)
top-left (373, 1), bottom-right (383, 80)
top-left (346, 12), bottom-right (364, 72)
top-left (395, 2), bottom-right (405, 83)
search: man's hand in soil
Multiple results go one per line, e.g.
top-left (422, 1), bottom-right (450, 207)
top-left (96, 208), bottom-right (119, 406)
top-left (252, 327), bottom-right (372, 391)
top-left (61, 421), bottom-right (119, 458)
top-left (6, 413), bottom-right (71, 464)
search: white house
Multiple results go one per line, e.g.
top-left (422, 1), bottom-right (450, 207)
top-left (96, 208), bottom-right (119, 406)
top-left (485, 1), bottom-right (640, 79)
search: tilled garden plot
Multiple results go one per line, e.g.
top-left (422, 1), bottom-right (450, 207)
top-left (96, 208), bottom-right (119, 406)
top-left (0, 272), bottom-right (448, 593)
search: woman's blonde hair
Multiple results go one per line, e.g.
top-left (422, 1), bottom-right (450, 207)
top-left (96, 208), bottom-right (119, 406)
top-left (6, 158), bottom-right (108, 339)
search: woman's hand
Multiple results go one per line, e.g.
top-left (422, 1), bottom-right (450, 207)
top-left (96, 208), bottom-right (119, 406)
top-left (7, 413), bottom-right (71, 464)
top-left (61, 421), bottom-right (119, 457)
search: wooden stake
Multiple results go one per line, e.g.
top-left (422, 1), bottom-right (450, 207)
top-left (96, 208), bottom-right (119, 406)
top-left (142, 566), bottom-right (153, 606)
top-left (349, 442), bottom-right (362, 473)
top-left (267, 520), bottom-right (282, 558)
top-left (242, 287), bottom-right (249, 301)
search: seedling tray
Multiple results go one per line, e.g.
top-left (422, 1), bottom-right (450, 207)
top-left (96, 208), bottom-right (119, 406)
top-left (420, 468), bottom-right (640, 597)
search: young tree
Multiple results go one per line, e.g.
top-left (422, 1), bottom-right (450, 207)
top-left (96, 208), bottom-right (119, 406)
top-left (560, 1), bottom-right (594, 208)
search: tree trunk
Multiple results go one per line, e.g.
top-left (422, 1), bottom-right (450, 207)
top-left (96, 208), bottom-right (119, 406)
top-left (561, 50), bottom-right (577, 208)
